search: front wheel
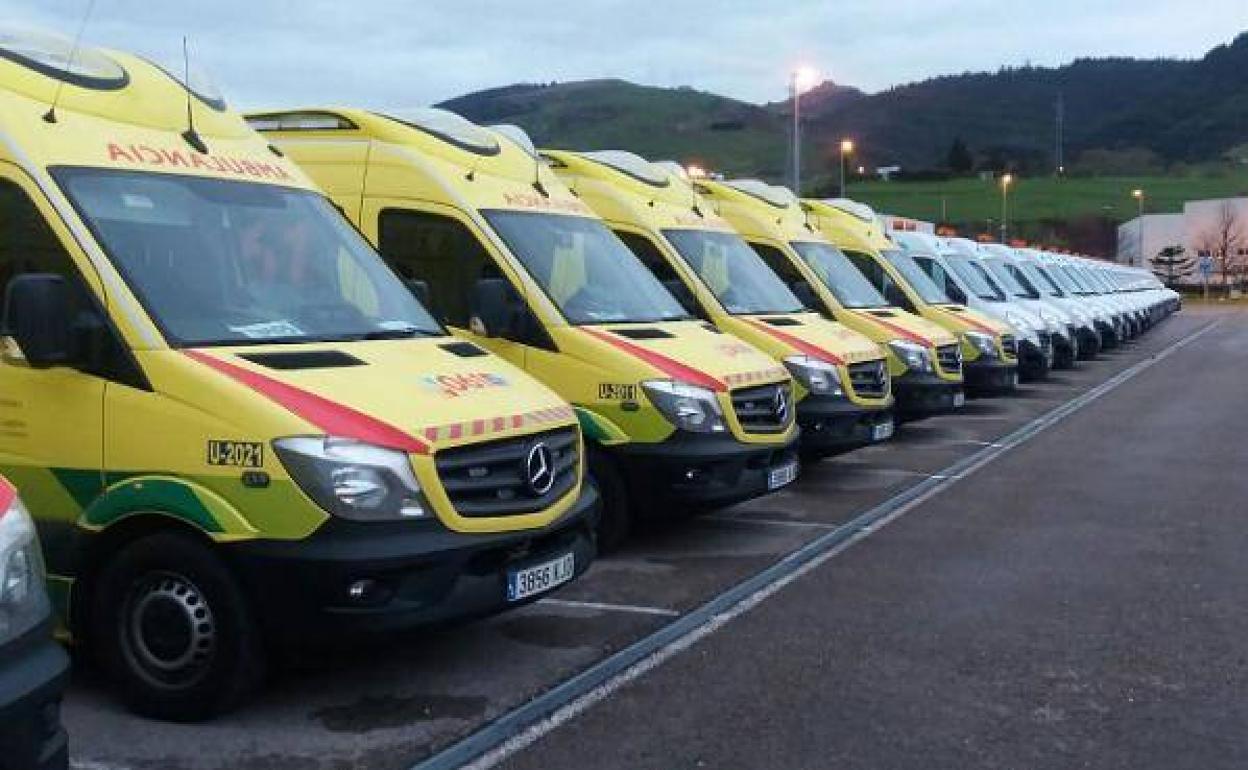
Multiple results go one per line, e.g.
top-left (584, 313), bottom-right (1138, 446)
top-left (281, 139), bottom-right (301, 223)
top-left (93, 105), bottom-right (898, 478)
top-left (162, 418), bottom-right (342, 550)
top-left (587, 448), bottom-right (631, 553)
top-left (92, 532), bottom-right (265, 722)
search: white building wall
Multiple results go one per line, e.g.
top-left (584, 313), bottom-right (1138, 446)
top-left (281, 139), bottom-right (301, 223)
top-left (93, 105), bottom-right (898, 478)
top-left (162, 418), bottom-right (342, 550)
top-left (1116, 213), bottom-right (1183, 267)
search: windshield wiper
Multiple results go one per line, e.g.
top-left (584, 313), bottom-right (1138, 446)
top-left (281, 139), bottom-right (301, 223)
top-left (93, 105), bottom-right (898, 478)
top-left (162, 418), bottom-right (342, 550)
top-left (355, 328), bottom-right (443, 340)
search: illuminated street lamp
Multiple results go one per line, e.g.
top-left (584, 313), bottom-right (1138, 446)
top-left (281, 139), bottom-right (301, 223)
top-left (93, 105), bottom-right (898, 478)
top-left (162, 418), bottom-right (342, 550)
top-left (789, 66), bottom-right (819, 194)
top-left (1132, 188), bottom-right (1145, 266)
top-left (839, 138), bottom-right (855, 198)
top-left (1000, 173), bottom-right (1014, 241)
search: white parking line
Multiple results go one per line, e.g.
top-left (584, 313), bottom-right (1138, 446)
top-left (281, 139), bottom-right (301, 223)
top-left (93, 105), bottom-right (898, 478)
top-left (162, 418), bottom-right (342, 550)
top-left (539, 598), bottom-right (680, 618)
top-left (703, 514), bottom-right (837, 530)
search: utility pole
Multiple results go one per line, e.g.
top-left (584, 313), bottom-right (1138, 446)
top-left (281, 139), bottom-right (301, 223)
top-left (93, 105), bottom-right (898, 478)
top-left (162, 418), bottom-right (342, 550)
top-left (1055, 91), bottom-right (1064, 176)
top-left (1000, 174), bottom-right (1013, 242)
top-left (790, 73), bottom-right (800, 194)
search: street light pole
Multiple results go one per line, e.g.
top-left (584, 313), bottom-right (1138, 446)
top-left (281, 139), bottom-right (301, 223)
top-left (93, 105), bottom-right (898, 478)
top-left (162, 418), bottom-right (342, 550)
top-left (789, 67), bottom-right (817, 195)
top-left (839, 139), bottom-right (854, 198)
top-left (1000, 173), bottom-right (1013, 242)
top-left (790, 72), bottom-right (799, 194)
top-left (1132, 189), bottom-right (1145, 266)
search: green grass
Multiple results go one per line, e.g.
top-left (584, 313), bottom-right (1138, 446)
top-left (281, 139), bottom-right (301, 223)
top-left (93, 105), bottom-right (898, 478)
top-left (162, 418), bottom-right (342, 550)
top-left (833, 175), bottom-right (1248, 226)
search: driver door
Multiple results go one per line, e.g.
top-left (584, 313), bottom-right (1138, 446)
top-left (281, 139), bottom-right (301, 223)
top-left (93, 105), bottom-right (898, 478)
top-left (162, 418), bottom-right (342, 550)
top-left (363, 199), bottom-right (531, 370)
top-left (0, 164), bottom-right (106, 579)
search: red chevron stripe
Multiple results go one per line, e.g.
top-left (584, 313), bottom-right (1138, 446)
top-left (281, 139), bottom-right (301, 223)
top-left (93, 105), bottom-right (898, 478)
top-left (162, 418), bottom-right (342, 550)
top-left (184, 351), bottom-right (428, 454)
top-left (745, 318), bottom-right (845, 365)
top-left (582, 328), bottom-right (725, 391)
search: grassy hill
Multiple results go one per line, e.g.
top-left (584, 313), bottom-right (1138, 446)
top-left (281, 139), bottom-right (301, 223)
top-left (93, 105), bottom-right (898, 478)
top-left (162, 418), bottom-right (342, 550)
top-left (439, 79), bottom-right (788, 179)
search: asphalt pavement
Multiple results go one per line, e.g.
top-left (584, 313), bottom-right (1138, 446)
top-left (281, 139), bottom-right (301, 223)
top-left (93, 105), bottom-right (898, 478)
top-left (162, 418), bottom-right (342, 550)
top-left (66, 308), bottom-right (1241, 770)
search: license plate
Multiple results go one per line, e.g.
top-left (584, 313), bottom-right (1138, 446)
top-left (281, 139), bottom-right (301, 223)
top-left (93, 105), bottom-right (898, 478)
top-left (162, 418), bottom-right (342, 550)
top-left (507, 552), bottom-right (575, 602)
top-left (953, 392), bottom-right (966, 407)
top-left (872, 419), bottom-right (895, 441)
top-left (767, 460), bottom-right (799, 490)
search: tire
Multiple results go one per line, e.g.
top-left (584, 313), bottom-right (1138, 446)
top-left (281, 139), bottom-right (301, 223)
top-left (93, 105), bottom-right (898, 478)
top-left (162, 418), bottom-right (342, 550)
top-left (92, 531), bottom-right (265, 722)
top-left (587, 448), bottom-right (630, 553)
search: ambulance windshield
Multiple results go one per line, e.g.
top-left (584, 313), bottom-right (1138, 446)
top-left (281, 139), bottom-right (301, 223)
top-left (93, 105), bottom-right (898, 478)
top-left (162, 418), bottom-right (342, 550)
top-left (54, 168), bottom-right (443, 346)
top-left (485, 210), bottom-right (690, 324)
top-left (663, 229), bottom-right (804, 315)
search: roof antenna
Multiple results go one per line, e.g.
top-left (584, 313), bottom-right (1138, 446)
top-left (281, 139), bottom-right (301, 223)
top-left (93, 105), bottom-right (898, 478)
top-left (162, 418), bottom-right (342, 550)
top-left (180, 37), bottom-right (208, 154)
top-left (532, 151), bottom-right (549, 198)
top-left (43, 0), bottom-right (98, 124)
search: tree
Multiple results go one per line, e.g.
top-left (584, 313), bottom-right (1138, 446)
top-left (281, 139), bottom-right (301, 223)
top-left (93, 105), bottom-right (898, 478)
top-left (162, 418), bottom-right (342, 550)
top-left (1149, 245), bottom-right (1195, 288)
top-left (947, 137), bottom-right (973, 174)
top-left (1194, 201), bottom-right (1246, 288)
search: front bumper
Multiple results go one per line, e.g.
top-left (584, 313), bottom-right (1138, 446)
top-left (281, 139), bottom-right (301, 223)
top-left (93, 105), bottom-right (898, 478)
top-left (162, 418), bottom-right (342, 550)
top-left (229, 485), bottom-right (600, 644)
top-left (0, 620), bottom-right (69, 770)
top-left (1018, 336), bottom-right (1053, 379)
top-left (963, 357), bottom-right (1018, 395)
top-left (893, 371), bottom-right (964, 417)
top-left (615, 430), bottom-right (800, 510)
top-left (796, 395), bottom-right (894, 455)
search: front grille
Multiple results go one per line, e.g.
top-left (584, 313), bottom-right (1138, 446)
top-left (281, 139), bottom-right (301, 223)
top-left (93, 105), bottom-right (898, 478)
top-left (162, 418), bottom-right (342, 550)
top-left (847, 359), bottom-right (888, 399)
top-left (731, 382), bottom-right (792, 434)
top-left (936, 344), bottom-right (962, 375)
top-left (435, 427), bottom-right (578, 517)
top-left (1001, 334), bottom-right (1018, 359)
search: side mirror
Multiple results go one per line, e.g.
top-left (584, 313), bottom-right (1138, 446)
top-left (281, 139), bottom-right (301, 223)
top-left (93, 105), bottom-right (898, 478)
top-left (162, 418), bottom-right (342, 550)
top-left (3, 274), bottom-right (77, 367)
top-left (404, 279), bottom-right (432, 308)
top-left (661, 279), bottom-right (701, 317)
top-left (470, 278), bottom-right (525, 339)
top-left (790, 281), bottom-right (819, 310)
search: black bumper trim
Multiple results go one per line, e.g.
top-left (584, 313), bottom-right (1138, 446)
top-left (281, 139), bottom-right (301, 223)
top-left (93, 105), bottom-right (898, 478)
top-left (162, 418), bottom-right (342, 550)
top-left (963, 358), bottom-right (1018, 394)
top-left (227, 486), bottom-right (601, 643)
top-left (893, 372), bottom-right (964, 416)
top-left (0, 620), bottom-right (69, 770)
top-left (613, 431), bottom-right (800, 510)
top-left (796, 396), bottom-right (893, 452)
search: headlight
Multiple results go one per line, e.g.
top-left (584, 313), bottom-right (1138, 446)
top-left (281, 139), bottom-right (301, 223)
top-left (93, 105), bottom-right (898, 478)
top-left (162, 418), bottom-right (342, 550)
top-left (783, 355), bottom-right (843, 396)
top-left (887, 339), bottom-right (932, 373)
top-left (642, 380), bottom-right (726, 433)
top-left (962, 330), bottom-right (997, 358)
top-left (0, 495), bottom-right (50, 645)
top-left (274, 436), bottom-right (429, 521)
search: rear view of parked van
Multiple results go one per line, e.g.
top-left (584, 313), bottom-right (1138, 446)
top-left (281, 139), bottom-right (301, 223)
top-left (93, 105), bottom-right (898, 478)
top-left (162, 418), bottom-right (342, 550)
top-left (252, 109), bottom-right (800, 550)
top-left (0, 29), bottom-right (598, 720)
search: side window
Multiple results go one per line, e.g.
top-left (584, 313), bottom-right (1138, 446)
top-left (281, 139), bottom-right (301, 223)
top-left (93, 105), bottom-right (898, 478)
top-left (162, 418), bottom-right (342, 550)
top-left (0, 178), bottom-right (141, 386)
top-left (845, 251), bottom-right (886, 293)
top-left (613, 231), bottom-right (678, 283)
top-left (914, 256), bottom-right (958, 300)
top-left (750, 242), bottom-right (801, 284)
top-left (612, 230), bottom-right (703, 317)
top-left (378, 209), bottom-right (496, 328)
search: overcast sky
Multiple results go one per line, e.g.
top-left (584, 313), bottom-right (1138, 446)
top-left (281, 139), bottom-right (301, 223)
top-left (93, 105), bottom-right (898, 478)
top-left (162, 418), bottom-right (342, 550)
top-left (5, 0), bottom-right (1248, 110)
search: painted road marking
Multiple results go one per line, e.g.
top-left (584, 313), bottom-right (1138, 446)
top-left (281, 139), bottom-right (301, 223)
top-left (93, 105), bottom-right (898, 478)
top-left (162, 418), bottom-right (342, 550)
top-left (407, 319), bottom-right (1220, 770)
top-left (539, 599), bottom-right (680, 618)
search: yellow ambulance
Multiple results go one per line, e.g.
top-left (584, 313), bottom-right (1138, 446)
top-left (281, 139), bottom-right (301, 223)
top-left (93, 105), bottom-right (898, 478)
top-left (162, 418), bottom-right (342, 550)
top-left (803, 200), bottom-right (1019, 393)
top-left (249, 110), bottom-right (800, 551)
top-left (696, 179), bottom-right (965, 417)
top-left (0, 29), bottom-right (599, 720)
top-left (543, 150), bottom-right (894, 456)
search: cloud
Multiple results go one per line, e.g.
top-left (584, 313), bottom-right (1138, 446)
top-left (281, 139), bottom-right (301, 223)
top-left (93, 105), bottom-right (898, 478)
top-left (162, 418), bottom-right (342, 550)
top-left (2, 0), bottom-right (1246, 110)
